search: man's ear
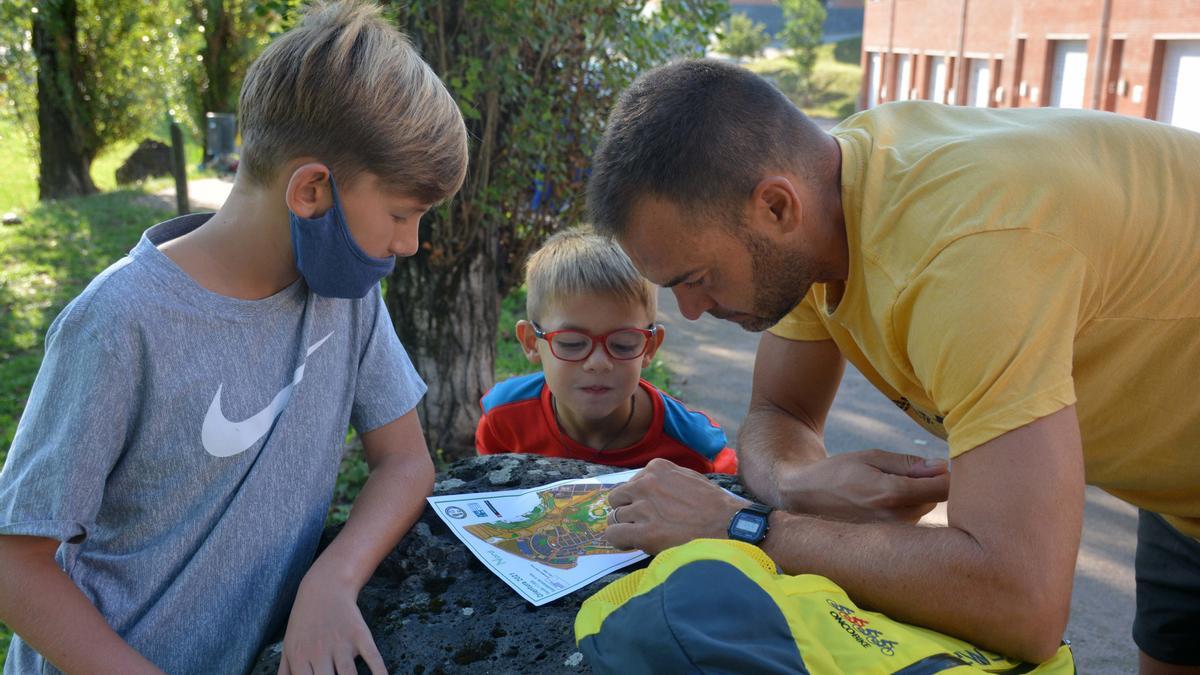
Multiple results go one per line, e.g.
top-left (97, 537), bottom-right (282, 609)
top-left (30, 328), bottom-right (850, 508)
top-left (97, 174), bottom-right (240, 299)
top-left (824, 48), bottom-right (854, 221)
top-left (641, 323), bottom-right (666, 366)
top-left (751, 176), bottom-right (803, 236)
top-left (515, 320), bottom-right (542, 364)
top-left (285, 162), bottom-right (334, 218)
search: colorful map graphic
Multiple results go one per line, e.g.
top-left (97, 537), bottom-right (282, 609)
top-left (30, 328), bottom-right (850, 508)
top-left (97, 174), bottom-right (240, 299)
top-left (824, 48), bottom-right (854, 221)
top-left (464, 482), bottom-right (620, 569)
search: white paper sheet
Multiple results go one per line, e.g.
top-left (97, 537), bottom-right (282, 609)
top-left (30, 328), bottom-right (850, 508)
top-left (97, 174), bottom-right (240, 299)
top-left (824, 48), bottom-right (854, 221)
top-left (426, 469), bottom-right (647, 606)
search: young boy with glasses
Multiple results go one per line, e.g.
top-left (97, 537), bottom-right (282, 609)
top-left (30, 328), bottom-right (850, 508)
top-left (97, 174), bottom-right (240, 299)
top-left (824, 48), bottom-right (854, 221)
top-left (476, 228), bottom-right (738, 474)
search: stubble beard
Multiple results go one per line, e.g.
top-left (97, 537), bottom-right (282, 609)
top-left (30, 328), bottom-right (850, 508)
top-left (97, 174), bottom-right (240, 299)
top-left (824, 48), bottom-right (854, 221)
top-left (725, 227), bottom-right (815, 333)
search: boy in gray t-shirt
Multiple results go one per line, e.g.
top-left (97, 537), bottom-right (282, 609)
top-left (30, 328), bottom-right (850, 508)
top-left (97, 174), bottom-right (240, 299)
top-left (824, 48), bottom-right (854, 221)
top-left (0, 3), bottom-right (467, 674)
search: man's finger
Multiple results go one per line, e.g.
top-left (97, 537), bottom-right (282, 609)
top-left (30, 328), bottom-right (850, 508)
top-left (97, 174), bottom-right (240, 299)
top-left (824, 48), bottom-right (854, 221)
top-left (885, 473), bottom-right (950, 504)
top-left (607, 483), bottom-right (635, 508)
top-left (278, 655), bottom-right (291, 675)
top-left (603, 522), bottom-right (643, 550)
top-left (863, 449), bottom-right (949, 478)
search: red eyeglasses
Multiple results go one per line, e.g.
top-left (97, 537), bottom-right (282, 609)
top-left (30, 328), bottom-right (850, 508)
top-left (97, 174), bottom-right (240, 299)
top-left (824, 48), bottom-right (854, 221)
top-left (531, 322), bottom-right (658, 362)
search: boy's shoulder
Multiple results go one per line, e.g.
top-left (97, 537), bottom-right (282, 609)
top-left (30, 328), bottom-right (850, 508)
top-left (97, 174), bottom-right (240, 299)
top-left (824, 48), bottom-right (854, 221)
top-left (481, 371), bottom-right (547, 413)
top-left (49, 245), bottom-right (153, 352)
top-left (653, 384), bottom-right (727, 459)
top-left (47, 215), bottom-right (221, 356)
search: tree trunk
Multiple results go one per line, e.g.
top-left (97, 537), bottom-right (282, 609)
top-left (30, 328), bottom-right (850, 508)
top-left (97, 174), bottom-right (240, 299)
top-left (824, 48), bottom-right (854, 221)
top-left (386, 245), bottom-right (499, 463)
top-left (32, 0), bottom-right (97, 200)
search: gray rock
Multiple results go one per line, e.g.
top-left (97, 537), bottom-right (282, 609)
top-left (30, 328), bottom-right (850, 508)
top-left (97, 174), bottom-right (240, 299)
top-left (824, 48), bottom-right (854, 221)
top-left (250, 454), bottom-right (747, 674)
top-left (115, 139), bottom-right (173, 185)
top-left (2, 212), bottom-right (20, 225)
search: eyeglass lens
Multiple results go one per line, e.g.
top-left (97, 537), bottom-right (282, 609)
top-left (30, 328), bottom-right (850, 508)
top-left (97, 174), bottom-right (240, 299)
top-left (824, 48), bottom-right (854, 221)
top-left (550, 330), bottom-right (648, 361)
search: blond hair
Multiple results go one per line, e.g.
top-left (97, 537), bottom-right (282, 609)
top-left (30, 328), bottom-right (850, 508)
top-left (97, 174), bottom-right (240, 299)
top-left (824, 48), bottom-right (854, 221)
top-left (525, 227), bottom-right (656, 323)
top-left (238, 1), bottom-right (468, 201)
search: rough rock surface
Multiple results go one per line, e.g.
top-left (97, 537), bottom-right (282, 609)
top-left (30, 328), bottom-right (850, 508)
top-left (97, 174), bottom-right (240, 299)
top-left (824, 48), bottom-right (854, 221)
top-left (251, 453), bottom-right (747, 674)
top-left (115, 139), bottom-right (173, 185)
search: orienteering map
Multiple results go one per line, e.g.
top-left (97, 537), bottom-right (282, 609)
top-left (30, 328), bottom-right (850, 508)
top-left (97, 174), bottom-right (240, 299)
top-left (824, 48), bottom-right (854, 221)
top-left (428, 469), bottom-right (646, 605)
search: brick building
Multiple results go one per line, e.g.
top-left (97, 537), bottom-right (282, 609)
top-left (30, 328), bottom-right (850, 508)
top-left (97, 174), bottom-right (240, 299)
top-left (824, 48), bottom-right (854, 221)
top-left (860, 0), bottom-right (1200, 131)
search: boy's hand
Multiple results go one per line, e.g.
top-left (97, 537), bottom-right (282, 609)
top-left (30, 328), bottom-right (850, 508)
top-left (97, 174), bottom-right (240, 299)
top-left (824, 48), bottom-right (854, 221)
top-left (278, 571), bottom-right (385, 675)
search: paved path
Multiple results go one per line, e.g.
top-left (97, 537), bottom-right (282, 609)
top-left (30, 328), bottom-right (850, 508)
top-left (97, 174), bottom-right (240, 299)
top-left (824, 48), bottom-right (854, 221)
top-left (654, 287), bottom-right (1138, 674)
top-left (156, 177), bottom-right (234, 212)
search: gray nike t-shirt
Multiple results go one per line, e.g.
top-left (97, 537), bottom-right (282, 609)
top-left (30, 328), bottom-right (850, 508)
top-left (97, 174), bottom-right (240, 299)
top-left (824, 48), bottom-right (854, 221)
top-left (0, 214), bottom-right (426, 674)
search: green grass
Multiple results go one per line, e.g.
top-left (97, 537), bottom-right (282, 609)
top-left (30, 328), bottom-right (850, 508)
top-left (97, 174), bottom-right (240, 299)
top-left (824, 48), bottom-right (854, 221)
top-left (748, 37), bottom-right (864, 121)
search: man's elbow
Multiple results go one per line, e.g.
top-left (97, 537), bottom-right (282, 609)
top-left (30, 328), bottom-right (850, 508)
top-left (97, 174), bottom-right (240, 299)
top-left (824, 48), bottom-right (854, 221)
top-left (995, 585), bottom-right (1071, 663)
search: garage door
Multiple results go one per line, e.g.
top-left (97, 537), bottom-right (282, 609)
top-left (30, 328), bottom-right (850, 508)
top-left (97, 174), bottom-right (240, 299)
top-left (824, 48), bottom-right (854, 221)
top-left (930, 56), bottom-right (948, 103)
top-left (868, 52), bottom-right (882, 107)
top-left (897, 54), bottom-right (913, 101)
top-left (968, 59), bottom-right (991, 107)
top-left (1157, 40), bottom-right (1200, 132)
top-left (1050, 40), bottom-right (1088, 109)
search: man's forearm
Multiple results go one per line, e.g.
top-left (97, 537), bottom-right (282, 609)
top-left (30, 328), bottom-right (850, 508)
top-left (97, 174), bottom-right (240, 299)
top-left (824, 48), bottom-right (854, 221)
top-left (0, 537), bottom-right (162, 674)
top-left (310, 451), bottom-right (434, 589)
top-left (737, 403), bottom-right (827, 507)
top-left (762, 513), bottom-right (1068, 663)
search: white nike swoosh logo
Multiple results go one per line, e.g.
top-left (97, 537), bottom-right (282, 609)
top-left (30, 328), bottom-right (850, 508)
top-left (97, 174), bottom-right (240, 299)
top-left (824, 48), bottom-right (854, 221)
top-left (201, 331), bottom-right (334, 458)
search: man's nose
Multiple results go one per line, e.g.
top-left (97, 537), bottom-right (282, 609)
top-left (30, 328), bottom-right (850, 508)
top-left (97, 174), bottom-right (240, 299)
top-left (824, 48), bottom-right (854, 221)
top-left (672, 286), bottom-right (713, 321)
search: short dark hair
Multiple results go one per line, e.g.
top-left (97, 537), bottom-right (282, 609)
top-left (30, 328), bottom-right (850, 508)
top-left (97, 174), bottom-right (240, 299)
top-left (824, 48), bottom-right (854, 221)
top-left (588, 59), bottom-right (826, 236)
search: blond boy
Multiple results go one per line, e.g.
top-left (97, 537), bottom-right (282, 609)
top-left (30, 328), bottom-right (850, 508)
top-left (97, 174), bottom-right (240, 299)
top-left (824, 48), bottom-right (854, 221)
top-left (476, 228), bottom-right (738, 474)
top-left (0, 3), bottom-right (466, 673)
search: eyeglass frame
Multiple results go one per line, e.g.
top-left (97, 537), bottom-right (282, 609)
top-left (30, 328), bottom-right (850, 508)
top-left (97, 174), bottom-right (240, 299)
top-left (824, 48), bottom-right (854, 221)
top-left (530, 321), bottom-right (659, 362)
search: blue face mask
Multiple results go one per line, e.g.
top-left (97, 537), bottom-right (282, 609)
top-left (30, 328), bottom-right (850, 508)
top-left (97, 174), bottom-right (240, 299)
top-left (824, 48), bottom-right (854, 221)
top-left (288, 174), bottom-right (396, 299)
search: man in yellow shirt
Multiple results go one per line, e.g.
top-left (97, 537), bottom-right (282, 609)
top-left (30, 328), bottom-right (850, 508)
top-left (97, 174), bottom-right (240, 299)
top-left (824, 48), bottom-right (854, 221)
top-left (590, 59), bottom-right (1200, 672)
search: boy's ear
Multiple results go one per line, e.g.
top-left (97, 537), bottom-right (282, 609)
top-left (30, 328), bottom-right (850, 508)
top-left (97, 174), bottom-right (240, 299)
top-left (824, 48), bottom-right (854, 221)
top-left (515, 320), bottom-right (542, 364)
top-left (641, 323), bottom-right (666, 366)
top-left (285, 162), bottom-right (334, 218)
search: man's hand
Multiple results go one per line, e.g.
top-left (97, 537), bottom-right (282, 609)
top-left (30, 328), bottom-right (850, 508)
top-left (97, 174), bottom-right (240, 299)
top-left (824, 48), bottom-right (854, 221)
top-left (605, 459), bottom-right (748, 554)
top-left (775, 449), bottom-right (949, 523)
top-left (278, 568), bottom-right (386, 675)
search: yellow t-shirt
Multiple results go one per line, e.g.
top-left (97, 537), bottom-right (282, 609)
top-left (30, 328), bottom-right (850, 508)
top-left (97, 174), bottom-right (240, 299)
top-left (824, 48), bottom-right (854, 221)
top-left (769, 101), bottom-right (1200, 538)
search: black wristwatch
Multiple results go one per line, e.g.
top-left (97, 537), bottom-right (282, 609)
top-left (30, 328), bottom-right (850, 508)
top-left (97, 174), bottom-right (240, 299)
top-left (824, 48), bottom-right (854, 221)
top-left (727, 502), bottom-right (774, 545)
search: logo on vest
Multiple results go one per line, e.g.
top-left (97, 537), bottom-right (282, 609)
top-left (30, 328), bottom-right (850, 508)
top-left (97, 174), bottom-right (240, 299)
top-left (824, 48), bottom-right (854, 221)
top-left (201, 331), bottom-right (334, 458)
top-left (826, 598), bottom-right (899, 656)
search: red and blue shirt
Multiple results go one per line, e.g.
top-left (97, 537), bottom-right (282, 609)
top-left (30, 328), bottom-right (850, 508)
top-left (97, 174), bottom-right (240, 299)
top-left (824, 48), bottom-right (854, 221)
top-left (476, 372), bottom-right (738, 474)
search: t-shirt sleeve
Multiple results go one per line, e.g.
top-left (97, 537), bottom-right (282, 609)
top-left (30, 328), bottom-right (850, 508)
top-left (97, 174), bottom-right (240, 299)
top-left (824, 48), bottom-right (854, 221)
top-left (350, 290), bottom-right (428, 434)
top-left (474, 409), bottom-right (508, 455)
top-left (710, 447), bottom-right (739, 475)
top-left (892, 230), bottom-right (1091, 458)
top-left (0, 314), bottom-right (133, 543)
top-left (768, 290), bottom-right (832, 342)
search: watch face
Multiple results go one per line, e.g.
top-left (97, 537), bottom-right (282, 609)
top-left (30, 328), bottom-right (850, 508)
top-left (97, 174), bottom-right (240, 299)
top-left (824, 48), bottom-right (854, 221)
top-left (730, 512), bottom-right (766, 541)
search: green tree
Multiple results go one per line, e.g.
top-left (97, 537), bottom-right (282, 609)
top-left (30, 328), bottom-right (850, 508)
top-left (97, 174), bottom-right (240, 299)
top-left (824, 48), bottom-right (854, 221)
top-left (780, 0), bottom-right (826, 91)
top-left (1, 0), bottom-right (187, 199)
top-left (719, 12), bottom-right (770, 62)
top-left (385, 0), bottom-right (726, 460)
top-left (179, 1), bottom-right (292, 157)
top-left (0, 2), bottom-right (38, 156)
